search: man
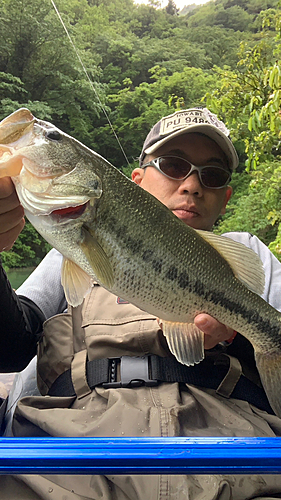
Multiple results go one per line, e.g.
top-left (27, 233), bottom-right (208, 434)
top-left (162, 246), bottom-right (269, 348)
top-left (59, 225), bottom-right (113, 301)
top-left (0, 107), bottom-right (281, 499)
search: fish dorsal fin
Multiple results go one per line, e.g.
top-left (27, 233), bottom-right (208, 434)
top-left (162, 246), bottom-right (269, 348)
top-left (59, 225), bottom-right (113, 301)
top-left (79, 226), bottom-right (114, 290)
top-left (196, 230), bottom-right (265, 295)
top-left (61, 257), bottom-right (93, 307)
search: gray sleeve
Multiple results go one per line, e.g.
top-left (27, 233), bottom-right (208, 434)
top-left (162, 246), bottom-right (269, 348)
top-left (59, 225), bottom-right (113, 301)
top-left (16, 248), bottom-right (67, 320)
top-left (223, 232), bottom-right (281, 312)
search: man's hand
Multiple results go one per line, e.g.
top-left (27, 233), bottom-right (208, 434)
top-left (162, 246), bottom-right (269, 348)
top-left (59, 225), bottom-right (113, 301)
top-left (0, 177), bottom-right (25, 252)
top-left (194, 313), bottom-right (236, 349)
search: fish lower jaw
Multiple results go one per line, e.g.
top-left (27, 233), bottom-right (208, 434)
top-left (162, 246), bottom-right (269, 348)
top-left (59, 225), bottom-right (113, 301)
top-left (16, 183), bottom-right (90, 216)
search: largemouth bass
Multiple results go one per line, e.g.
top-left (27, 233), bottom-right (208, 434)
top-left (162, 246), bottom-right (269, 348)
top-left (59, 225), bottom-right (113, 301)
top-left (1, 108), bottom-right (281, 416)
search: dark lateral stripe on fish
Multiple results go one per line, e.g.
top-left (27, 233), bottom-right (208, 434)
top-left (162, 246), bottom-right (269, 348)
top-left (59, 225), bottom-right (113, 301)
top-left (103, 210), bottom-right (281, 337)
top-left (142, 250), bottom-right (154, 261)
top-left (166, 265), bottom-right (280, 337)
top-left (207, 289), bottom-right (280, 337)
top-left (104, 214), bottom-right (144, 256)
top-left (166, 266), bottom-right (178, 280)
top-left (101, 211), bottom-right (280, 335)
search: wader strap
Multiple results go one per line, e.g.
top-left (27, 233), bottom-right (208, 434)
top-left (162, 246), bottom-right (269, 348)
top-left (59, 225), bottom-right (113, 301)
top-left (48, 354), bottom-right (274, 415)
top-left (215, 354), bottom-right (242, 398)
top-left (71, 350), bottom-right (91, 399)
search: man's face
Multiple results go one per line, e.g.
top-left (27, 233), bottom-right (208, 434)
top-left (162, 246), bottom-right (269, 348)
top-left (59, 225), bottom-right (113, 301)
top-left (132, 133), bottom-right (233, 231)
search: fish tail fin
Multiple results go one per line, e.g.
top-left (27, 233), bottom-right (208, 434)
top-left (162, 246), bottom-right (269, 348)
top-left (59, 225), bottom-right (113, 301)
top-left (255, 350), bottom-right (281, 418)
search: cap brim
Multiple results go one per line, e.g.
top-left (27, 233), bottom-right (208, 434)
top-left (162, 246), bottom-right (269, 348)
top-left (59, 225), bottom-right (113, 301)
top-left (144, 124), bottom-right (239, 170)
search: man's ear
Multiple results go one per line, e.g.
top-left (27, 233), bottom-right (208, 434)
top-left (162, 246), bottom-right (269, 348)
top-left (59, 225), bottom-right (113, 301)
top-left (131, 168), bottom-right (145, 185)
top-left (220, 186), bottom-right (232, 215)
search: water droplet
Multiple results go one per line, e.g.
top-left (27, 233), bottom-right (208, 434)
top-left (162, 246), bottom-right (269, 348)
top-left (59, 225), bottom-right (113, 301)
top-left (48, 488), bottom-right (53, 493)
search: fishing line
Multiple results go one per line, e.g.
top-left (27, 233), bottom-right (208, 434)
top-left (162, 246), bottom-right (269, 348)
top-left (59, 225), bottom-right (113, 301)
top-left (50, 0), bottom-right (131, 167)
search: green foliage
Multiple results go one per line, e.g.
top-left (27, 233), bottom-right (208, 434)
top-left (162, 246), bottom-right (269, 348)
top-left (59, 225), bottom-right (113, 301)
top-left (1, 221), bottom-right (51, 270)
top-left (205, 6), bottom-right (281, 258)
top-left (215, 162), bottom-right (280, 248)
top-left (92, 65), bottom-right (219, 168)
top-left (186, 0), bottom-right (279, 30)
top-left (166, 0), bottom-right (179, 16)
top-left (0, 0), bottom-right (280, 267)
top-left (205, 7), bottom-right (281, 167)
top-left (0, 0), bottom-right (106, 146)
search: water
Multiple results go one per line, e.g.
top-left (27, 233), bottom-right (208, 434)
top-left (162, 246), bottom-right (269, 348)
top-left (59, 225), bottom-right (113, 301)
top-left (6, 267), bottom-right (35, 290)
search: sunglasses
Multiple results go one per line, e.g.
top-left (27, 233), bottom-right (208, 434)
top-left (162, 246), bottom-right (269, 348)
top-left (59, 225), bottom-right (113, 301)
top-left (141, 156), bottom-right (231, 189)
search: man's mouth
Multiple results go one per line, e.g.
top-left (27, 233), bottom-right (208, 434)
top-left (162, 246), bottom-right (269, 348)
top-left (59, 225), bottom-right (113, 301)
top-left (172, 207), bottom-right (200, 220)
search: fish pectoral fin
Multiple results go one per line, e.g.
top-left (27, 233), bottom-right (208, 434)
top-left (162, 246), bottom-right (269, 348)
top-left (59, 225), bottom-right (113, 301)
top-left (61, 257), bottom-right (93, 307)
top-left (79, 226), bottom-right (114, 289)
top-left (255, 350), bottom-right (281, 418)
top-left (161, 320), bottom-right (204, 366)
top-left (196, 230), bottom-right (265, 296)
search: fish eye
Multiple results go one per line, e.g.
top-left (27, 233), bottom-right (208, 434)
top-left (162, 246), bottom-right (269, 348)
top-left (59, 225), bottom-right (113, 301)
top-left (46, 130), bottom-right (62, 141)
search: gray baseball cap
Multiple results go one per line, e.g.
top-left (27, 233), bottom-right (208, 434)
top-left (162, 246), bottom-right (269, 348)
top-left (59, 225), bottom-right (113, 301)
top-left (139, 107), bottom-right (239, 170)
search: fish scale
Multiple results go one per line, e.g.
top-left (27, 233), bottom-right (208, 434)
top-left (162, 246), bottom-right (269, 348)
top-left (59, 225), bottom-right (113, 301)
top-left (1, 108), bottom-right (281, 418)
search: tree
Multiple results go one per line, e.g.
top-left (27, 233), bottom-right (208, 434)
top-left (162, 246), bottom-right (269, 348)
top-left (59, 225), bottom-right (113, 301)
top-left (1, 221), bottom-right (51, 270)
top-left (205, 7), bottom-right (281, 168)
top-left (166, 0), bottom-right (179, 16)
top-left (206, 6), bottom-right (281, 258)
top-left (0, 0), bottom-right (279, 268)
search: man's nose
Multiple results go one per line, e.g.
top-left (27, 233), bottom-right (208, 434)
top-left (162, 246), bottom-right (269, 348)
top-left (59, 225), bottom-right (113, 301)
top-left (178, 172), bottom-right (203, 195)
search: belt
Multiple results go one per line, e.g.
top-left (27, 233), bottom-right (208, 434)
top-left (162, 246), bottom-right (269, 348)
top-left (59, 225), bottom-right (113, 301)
top-left (48, 354), bottom-right (274, 415)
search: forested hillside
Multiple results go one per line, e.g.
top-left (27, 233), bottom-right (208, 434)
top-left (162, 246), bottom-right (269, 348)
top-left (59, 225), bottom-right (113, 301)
top-left (0, 0), bottom-right (280, 268)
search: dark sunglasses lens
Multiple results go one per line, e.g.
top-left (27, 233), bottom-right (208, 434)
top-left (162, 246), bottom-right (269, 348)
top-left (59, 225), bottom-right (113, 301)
top-left (159, 157), bottom-right (191, 179)
top-left (200, 167), bottom-right (230, 188)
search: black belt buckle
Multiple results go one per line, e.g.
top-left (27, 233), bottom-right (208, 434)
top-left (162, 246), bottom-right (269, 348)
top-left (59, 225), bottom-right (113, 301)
top-left (103, 356), bottom-right (158, 389)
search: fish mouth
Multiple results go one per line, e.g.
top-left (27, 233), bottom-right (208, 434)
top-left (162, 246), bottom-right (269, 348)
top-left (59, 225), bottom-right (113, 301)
top-left (50, 203), bottom-right (88, 222)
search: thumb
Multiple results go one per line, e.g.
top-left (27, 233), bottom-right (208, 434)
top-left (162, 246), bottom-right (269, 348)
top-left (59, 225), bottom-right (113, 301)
top-left (194, 313), bottom-right (235, 349)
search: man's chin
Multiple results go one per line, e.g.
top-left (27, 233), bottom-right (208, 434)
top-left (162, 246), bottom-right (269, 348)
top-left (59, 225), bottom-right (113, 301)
top-left (173, 210), bottom-right (211, 231)
top-left (173, 209), bottom-right (200, 227)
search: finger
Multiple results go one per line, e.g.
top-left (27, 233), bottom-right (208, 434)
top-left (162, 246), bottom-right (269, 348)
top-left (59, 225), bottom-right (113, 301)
top-left (194, 313), bottom-right (235, 350)
top-left (0, 177), bottom-right (15, 197)
top-left (0, 177), bottom-right (21, 215)
top-left (0, 218), bottom-right (25, 252)
top-left (0, 204), bottom-right (25, 235)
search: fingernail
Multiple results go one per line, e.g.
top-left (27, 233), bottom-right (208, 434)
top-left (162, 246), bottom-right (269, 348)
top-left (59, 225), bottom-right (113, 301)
top-left (197, 318), bottom-right (210, 328)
